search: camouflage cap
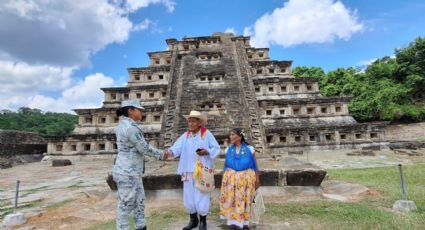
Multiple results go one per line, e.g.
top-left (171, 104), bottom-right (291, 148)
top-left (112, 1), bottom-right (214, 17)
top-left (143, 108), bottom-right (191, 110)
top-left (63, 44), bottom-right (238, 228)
top-left (120, 100), bottom-right (145, 110)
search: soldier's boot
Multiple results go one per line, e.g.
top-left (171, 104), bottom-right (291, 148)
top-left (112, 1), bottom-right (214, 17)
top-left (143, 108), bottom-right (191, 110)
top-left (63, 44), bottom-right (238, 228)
top-left (182, 213), bottom-right (198, 230)
top-left (199, 215), bottom-right (207, 230)
top-left (136, 226), bottom-right (146, 230)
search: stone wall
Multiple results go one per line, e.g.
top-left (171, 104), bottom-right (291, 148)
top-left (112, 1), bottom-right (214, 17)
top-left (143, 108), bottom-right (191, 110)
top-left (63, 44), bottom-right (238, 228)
top-left (385, 122), bottom-right (425, 141)
top-left (0, 130), bottom-right (47, 168)
top-left (0, 130), bottom-right (46, 156)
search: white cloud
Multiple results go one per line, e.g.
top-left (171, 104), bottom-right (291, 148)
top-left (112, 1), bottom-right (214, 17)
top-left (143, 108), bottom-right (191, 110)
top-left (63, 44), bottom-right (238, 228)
top-left (0, 60), bottom-right (74, 95)
top-left (0, 0), bottom-right (175, 66)
top-left (132, 18), bottom-right (152, 32)
top-left (357, 55), bottom-right (395, 67)
top-left (0, 60), bottom-right (115, 113)
top-left (0, 0), bottom-right (176, 112)
top-left (357, 58), bottom-right (377, 66)
top-left (244, 0), bottom-right (364, 48)
top-left (115, 0), bottom-right (176, 13)
top-left (27, 73), bottom-right (115, 113)
top-left (225, 27), bottom-right (237, 35)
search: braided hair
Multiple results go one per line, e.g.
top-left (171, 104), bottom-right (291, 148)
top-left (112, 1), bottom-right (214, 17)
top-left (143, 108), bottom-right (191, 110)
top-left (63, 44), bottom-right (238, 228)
top-left (231, 128), bottom-right (249, 145)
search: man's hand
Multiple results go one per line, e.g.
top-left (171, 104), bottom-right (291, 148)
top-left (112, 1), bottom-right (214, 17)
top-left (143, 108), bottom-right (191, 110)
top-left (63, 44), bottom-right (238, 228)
top-left (163, 149), bottom-right (172, 160)
top-left (196, 148), bottom-right (209, 156)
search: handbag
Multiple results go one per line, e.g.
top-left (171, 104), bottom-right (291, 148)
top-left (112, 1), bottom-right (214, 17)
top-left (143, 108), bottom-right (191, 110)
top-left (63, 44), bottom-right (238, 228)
top-left (193, 159), bottom-right (215, 193)
top-left (106, 172), bottom-right (117, 191)
top-left (250, 190), bottom-right (265, 224)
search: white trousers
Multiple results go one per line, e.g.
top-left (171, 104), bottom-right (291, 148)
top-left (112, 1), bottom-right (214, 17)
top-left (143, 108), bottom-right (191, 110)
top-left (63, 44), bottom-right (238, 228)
top-left (183, 172), bottom-right (211, 216)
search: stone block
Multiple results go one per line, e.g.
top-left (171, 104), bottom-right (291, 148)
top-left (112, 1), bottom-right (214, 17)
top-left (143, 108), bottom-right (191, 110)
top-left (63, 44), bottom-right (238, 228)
top-left (362, 145), bottom-right (381, 151)
top-left (392, 200), bottom-right (417, 212)
top-left (286, 169), bottom-right (327, 186)
top-left (0, 158), bottom-right (13, 169)
top-left (259, 170), bottom-right (281, 187)
top-left (346, 150), bottom-right (375, 156)
top-left (52, 159), bottom-right (72, 167)
top-left (143, 174), bottom-right (182, 190)
top-left (393, 149), bottom-right (424, 156)
top-left (389, 141), bottom-right (425, 150)
top-left (2, 212), bottom-right (26, 226)
top-left (288, 151), bottom-right (303, 155)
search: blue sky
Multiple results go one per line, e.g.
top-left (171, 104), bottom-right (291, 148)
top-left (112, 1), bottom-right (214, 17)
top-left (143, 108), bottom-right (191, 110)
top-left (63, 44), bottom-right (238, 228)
top-left (0, 0), bottom-right (424, 113)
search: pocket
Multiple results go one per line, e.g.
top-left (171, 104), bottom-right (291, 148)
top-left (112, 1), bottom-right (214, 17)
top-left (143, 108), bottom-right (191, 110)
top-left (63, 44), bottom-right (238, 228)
top-left (117, 179), bottom-right (136, 203)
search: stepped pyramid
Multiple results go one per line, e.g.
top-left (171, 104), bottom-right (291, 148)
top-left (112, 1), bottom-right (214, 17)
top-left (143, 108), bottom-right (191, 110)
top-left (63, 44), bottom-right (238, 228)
top-left (47, 32), bottom-right (387, 156)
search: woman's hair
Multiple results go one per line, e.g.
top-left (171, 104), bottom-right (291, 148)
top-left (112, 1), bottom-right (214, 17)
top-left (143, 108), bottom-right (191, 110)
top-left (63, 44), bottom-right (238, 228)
top-left (231, 128), bottom-right (249, 145)
top-left (116, 106), bottom-right (135, 117)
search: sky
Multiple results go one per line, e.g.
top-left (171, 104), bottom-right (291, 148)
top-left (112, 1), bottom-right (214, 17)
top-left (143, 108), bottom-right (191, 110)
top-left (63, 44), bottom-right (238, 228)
top-left (0, 0), bottom-right (424, 114)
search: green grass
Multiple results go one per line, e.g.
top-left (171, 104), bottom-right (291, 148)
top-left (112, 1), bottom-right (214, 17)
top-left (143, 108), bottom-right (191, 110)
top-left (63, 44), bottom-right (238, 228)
top-left (328, 164), bottom-right (425, 209)
top-left (262, 164), bottom-right (425, 229)
top-left (415, 136), bottom-right (425, 142)
top-left (45, 199), bottom-right (74, 209)
top-left (1, 199), bottom-right (43, 219)
top-left (21, 185), bottom-right (49, 197)
top-left (88, 219), bottom-right (134, 230)
top-left (67, 180), bottom-right (92, 189)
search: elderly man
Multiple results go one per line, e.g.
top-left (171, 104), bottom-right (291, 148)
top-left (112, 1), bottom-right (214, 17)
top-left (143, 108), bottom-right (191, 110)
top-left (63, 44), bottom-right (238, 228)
top-left (167, 111), bottom-right (220, 230)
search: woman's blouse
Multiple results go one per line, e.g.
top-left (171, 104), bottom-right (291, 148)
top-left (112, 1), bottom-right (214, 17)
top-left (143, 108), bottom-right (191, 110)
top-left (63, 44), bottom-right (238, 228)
top-left (224, 143), bottom-right (258, 172)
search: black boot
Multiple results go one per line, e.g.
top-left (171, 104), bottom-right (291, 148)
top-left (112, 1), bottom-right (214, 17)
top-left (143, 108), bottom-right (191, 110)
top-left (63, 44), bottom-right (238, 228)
top-left (182, 213), bottom-right (198, 230)
top-left (136, 226), bottom-right (146, 230)
top-left (199, 215), bottom-right (207, 230)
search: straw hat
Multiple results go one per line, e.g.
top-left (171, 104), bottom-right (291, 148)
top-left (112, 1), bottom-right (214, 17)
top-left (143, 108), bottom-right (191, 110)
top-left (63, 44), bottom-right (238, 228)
top-left (183, 110), bottom-right (207, 125)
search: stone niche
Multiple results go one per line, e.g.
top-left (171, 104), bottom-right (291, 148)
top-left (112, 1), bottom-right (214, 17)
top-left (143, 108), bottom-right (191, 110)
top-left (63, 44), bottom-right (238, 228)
top-left (197, 100), bottom-right (225, 115)
top-left (148, 51), bottom-right (172, 66)
top-left (250, 60), bottom-right (292, 75)
top-left (246, 48), bottom-right (269, 60)
top-left (196, 71), bottom-right (226, 85)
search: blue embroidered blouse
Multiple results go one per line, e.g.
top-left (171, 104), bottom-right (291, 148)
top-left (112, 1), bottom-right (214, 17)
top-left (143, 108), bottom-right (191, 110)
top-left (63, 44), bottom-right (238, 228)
top-left (223, 143), bottom-right (258, 172)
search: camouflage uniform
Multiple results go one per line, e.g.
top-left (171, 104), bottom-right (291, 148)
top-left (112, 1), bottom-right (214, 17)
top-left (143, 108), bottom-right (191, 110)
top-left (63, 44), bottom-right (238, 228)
top-left (113, 116), bottom-right (163, 230)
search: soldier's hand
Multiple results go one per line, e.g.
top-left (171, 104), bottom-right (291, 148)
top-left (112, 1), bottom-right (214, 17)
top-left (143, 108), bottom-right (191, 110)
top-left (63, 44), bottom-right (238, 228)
top-left (163, 149), bottom-right (171, 160)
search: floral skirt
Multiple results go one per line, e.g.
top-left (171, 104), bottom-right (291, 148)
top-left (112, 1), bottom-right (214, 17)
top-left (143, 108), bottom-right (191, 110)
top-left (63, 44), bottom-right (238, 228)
top-left (220, 169), bottom-right (256, 227)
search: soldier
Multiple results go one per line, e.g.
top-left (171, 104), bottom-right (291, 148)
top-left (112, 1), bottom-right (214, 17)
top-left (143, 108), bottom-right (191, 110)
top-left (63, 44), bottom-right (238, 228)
top-left (113, 100), bottom-right (170, 230)
top-left (166, 111), bottom-right (220, 230)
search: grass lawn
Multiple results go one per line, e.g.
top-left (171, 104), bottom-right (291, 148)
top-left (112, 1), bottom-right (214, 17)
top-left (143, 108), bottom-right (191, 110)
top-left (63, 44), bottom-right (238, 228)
top-left (89, 163), bottom-right (425, 229)
top-left (262, 163), bottom-right (425, 229)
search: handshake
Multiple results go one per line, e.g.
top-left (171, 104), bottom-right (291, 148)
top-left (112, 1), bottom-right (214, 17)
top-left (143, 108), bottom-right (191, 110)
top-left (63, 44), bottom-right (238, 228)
top-left (162, 149), bottom-right (172, 160)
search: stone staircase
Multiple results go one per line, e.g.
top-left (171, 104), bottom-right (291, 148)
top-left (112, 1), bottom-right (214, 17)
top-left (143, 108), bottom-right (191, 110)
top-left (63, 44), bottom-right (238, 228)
top-left (160, 49), bottom-right (184, 148)
top-left (232, 39), bottom-right (267, 154)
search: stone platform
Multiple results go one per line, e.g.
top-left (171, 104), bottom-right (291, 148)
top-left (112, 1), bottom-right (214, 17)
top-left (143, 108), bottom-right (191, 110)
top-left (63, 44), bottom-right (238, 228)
top-left (134, 157), bottom-right (326, 190)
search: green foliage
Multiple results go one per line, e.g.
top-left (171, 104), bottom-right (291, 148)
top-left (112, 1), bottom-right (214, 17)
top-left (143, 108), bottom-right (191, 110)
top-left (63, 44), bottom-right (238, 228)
top-left (0, 107), bottom-right (78, 136)
top-left (292, 66), bottom-right (326, 79)
top-left (294, 37), bottom-right (425, 122)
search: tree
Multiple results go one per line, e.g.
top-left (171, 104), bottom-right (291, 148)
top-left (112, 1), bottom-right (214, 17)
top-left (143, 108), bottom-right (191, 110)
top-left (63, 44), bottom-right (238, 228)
top-left (0, 107), bottom-right (78, 136)
top-left (292, 66), bottom-right (326, 79)
top-left (295, 37), bottom-right (425, 122)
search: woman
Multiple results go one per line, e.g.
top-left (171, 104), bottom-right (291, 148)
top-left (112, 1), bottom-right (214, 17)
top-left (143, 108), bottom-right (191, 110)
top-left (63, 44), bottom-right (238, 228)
top-left (113, 100), bottom-right (169, 230)
top-left (220, 128), bottom-right (260, 230)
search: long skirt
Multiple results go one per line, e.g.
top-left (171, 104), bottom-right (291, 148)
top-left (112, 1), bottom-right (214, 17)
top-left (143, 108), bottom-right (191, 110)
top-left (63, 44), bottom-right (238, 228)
top-left (220, 168), bottom-right (256, 228)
